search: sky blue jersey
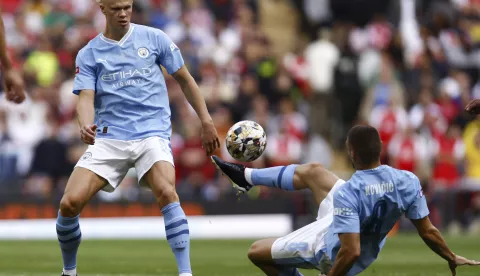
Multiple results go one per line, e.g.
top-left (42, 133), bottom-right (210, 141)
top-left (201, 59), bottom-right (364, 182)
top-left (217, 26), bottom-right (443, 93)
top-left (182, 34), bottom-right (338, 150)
top-left (325, 165), bottom-right (429, 275)
top-left (73, 23), bottom-right (184, 141)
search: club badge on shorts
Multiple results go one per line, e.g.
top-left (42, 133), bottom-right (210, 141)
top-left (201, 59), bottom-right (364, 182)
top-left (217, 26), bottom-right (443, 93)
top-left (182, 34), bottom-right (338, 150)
top-left (138, 47), bottom-right (149, 58)
top-left (81, 152), bottom-right (92, 161)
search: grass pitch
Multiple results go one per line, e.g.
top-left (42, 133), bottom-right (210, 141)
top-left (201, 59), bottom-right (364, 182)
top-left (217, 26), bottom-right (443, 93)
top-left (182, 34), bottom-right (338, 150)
top-left (0, 234), bottom-right (479, 276)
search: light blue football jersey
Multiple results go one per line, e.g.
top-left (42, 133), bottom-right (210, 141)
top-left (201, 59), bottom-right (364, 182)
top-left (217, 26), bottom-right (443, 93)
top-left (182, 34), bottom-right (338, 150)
top-left (324, 165), bottom-right (429, 275)
top-left (73, 23), bottom-right (184, 140)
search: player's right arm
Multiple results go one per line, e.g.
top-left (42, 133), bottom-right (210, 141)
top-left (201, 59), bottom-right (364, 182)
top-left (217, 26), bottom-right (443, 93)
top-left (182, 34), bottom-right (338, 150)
top-left (328, 186), bottom-right (361, 276)
top-left (465, 99), bottom-right (480, 115)
top-left (76, 90), bottom-right (97, 145)
top-left (0, 13), bottom-right (25, 103)
top-left (406, 174), bottom-right (480, 275)
top-left (73, 48), bottom-right (98, 145)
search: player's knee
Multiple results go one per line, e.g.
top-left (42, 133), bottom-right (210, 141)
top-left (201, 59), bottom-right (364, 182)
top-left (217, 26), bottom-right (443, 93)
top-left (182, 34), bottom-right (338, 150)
top-left (247, 240), bottom-right (266, 264)
top-left (247, 242), bottom-right (260, 263)
top-left (59, 195), bottom-right (84, 217)
top-left (153, 186), bottom-right (179, 206)
top-left (297, 162), bottom-right (326, 180)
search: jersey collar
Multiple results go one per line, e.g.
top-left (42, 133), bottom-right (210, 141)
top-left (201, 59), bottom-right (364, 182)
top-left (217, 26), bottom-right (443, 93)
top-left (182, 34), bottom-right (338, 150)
top-left (356, 165), bottom-right (387, 173)
top-left (100, 24), bottom-right (135, 46)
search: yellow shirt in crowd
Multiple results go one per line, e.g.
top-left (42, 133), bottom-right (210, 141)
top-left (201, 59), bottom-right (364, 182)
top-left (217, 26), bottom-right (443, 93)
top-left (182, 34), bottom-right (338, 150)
top-left (24, 51), bottom-right (59, 88)
top-left (463, 119), bottom-right (480, 178)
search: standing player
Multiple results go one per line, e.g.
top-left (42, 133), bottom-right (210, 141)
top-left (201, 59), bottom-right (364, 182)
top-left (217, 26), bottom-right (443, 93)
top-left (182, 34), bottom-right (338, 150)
top-left (0, 11), bottom-right (25, 103)
top-left (212, 125), bottom-right (479, 275)
top-left (56, 1), bottom-right (220, 276)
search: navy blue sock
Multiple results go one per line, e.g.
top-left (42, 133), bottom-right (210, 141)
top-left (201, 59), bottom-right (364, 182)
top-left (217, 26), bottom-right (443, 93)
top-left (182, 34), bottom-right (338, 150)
top-left (249, 165), bottom-right (297, 191)
top-left (56, 211), bottom-right (81, 270)
top-left (162, 202), bottom-right (192, 274)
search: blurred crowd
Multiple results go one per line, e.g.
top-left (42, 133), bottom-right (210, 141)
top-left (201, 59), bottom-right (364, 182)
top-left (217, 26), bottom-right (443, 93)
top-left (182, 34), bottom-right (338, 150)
top-left (2, 0), bottom-right (480, 231)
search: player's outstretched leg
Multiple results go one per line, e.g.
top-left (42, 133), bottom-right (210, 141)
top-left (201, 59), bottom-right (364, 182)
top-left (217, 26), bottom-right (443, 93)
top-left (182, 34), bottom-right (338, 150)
top-left (211, 156), bottom-right (339, 205)
top-left (57, 168), bottom-right (107, 276)
top-left (143, 161), bottom-right (192, 276)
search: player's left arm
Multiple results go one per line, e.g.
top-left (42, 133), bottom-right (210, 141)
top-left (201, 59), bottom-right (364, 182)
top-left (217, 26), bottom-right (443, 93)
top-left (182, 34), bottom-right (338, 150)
top-left (406, 175), bottom-right (480, 274)
top-left (328, 188), bottom-right (361, 276)
top-left (156, 30), bottom-right (220, 155)
top-left (172, 66), bottom-right (220, 155)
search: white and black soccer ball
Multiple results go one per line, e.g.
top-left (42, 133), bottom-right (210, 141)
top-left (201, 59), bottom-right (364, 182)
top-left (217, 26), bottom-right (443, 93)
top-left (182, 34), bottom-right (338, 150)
top-left (225, 120), bottom-right (267, 162)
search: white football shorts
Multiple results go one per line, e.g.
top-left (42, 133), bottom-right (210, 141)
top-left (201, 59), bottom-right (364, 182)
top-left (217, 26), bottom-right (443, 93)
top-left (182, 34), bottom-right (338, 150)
top-left (75, 137), bottom-right (174, 192)
top-left (271, 179), bottom-right (346, 273)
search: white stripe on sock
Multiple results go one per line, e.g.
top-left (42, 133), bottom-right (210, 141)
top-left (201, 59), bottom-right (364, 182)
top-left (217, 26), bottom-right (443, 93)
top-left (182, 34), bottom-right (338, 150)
top-left (244, 168), bottom-right (253, 185)
top-left (62, 268), bottom-right (76, 276)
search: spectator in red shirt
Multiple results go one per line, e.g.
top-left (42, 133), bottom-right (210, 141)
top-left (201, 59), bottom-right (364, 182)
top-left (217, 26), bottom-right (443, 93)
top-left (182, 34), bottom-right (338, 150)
top-left (432, 124), bottom-right (465, 188)
top-left (437, 82), bottom-right (459, 124)
top-left (369, 98), bottom-right (408, 164)
top-left (431, 124), bottom-right (465, 230)
top-left (177, 120), bottom-right (216, 199)
top-left (265, 120), bottom-right (302, 167)
top-left (388, 124), bottom-right (428, 175)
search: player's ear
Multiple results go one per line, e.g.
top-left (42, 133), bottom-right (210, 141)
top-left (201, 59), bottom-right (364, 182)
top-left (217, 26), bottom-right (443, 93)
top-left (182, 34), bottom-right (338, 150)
top-left (99, 3), bottom-right (105, 14)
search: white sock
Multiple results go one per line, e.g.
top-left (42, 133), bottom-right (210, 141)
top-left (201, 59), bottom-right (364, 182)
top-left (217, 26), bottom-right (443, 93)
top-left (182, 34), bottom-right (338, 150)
top-left (63, 268), bottom-right (77, 276)
top-left (179, 273), bottom-right (192, 276)
top-left (244, 168), bottom-right (253, 185)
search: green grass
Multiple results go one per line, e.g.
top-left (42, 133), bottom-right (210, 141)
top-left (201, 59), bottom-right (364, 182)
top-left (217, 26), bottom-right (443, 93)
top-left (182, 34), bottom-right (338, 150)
top-left (0, 235), bottom-right (479, 275)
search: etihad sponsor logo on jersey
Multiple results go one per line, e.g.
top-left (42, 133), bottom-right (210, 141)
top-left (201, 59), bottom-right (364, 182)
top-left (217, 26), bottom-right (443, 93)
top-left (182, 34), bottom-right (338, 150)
top-left (365, 182), bottom-right (394, 196)
top-left (101, 68), bottom-right (153, 82)
top-left (111, 78), bottom-right (146, 89)
top-left (334, 207), bottom-right (355, 216)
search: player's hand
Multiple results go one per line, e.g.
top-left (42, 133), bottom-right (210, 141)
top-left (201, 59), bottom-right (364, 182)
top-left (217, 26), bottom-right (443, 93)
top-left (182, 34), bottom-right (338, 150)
top-left (201, 120), bottom-right (220, 156)
top-left (465, 99), bottom-right (480, 115)
top-left (3, 68), bottom-right (25, 104)
top-left (80, 124), bottom-right (97, 145)
top-left (448, 254), bottom-right (480, 275)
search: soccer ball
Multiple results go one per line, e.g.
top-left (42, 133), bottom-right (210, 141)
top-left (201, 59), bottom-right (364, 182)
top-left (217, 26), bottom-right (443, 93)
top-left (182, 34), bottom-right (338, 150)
top-left (225, 120), bottom-right (267, 162)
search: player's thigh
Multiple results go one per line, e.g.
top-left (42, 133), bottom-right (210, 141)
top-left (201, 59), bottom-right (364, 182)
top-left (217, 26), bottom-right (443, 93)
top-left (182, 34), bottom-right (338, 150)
top-left (141, 161), bottom-right (178, 206)
top-left (135, 137), bottom-right (177, 206)
top-left (293, 162), bottom-right (340, 205)
top-left (60, 167), bottom-right (108, 215)
top-left (271, 218), bottom-right (332, 271)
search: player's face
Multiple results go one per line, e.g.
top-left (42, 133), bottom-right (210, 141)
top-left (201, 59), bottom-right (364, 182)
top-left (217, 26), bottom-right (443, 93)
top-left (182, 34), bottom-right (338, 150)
top-left (100, 0), bottom-right (133, 30)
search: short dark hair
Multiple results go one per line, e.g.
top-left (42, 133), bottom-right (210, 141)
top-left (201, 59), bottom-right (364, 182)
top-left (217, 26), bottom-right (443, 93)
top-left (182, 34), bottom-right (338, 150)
top-left (347, 125), bottom-right (382, 166)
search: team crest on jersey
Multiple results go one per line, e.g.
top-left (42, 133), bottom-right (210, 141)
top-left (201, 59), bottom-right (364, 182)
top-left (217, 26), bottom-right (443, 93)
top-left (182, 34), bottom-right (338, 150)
top-left (138, 47), bottom-right (150, 58)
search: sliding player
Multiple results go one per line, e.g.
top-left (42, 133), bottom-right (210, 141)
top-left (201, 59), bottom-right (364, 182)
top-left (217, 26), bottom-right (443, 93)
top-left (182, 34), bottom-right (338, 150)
top-left (212, 125), bottom-right (479, 275)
